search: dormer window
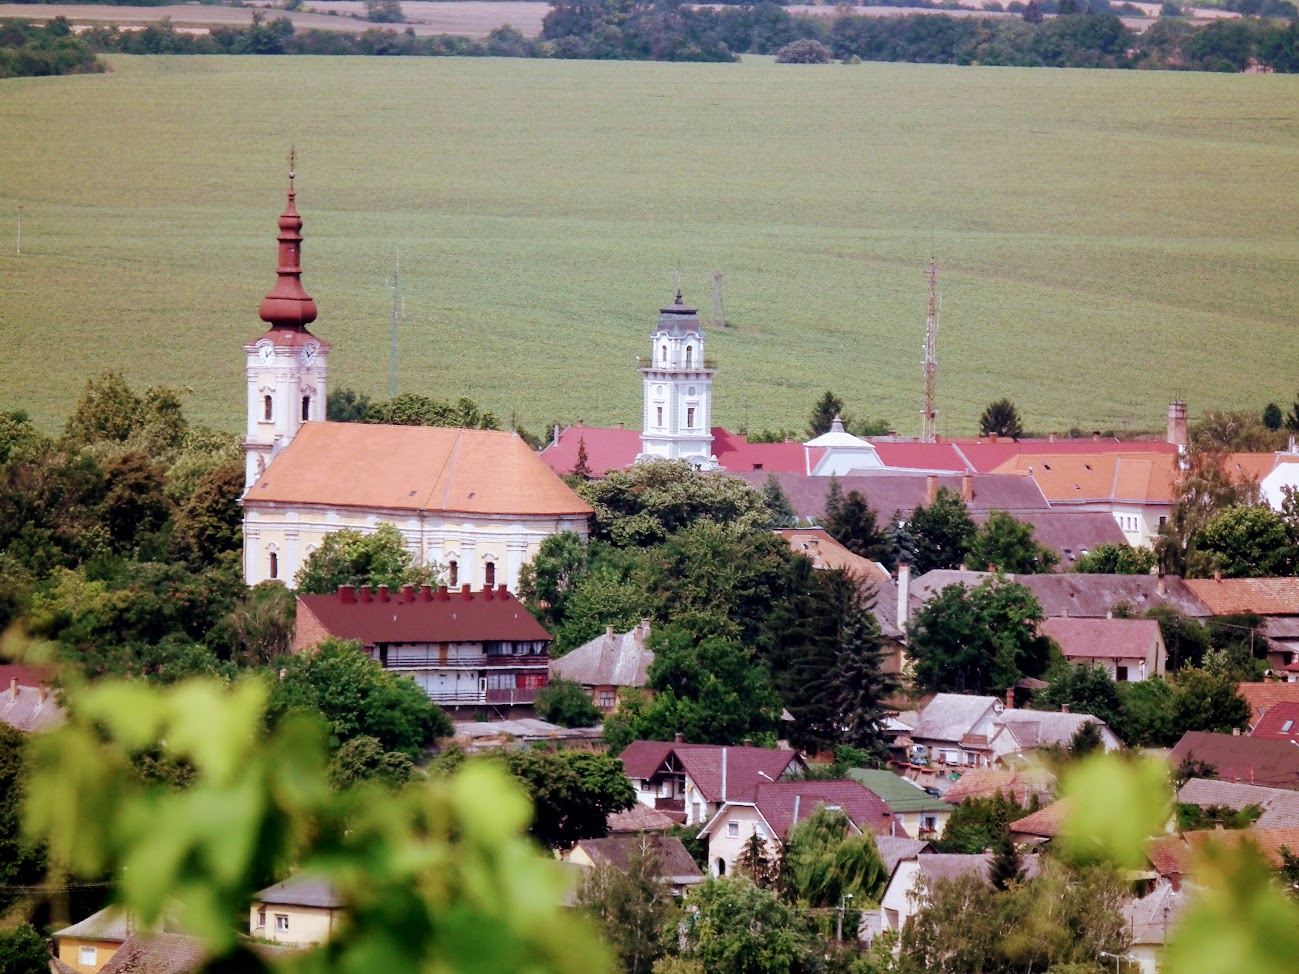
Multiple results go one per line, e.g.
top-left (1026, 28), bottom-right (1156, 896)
top-left (263, 395), bottom-right (273, 422)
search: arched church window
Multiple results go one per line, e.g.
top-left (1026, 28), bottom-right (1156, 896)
top-left (448, 560), bottom-right (458, 587)
top-left (685, 346), bottom-right (693, 368)
top-left (263, 396), bottom-right (273, 422)
top-left (484, 561), bottom-right (496, 588)
top-left (656, 406), bottom-right (663, 427)
top-left (268, 551), bottom-right (279, 580)
top-left (661, 344), bottom-right (667, 364)
top-left (687, 407), bottom-right (696, 429)
top-left (301, 396), bottom-right (311, 422)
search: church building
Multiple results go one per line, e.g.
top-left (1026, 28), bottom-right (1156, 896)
top-left (240, 173), bottom-right (591, 590)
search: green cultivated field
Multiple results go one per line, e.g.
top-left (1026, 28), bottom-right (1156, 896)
top-left (1, 55), bottom-right (1296, 437)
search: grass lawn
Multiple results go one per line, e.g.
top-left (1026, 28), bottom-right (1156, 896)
top-left (1, 54), bottom-right (1296, 437)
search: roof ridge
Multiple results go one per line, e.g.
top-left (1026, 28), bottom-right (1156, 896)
top-left (436, 429), bottom-right (463, 512)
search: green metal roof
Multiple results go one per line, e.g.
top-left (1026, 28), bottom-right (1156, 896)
top-left (847, 769), bottom-right (950, 814)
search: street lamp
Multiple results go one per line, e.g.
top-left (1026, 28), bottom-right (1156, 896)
top-left (837, 892), bottom-right (854, 942)
top-left (1099, 951), bottom-right (1126, 974)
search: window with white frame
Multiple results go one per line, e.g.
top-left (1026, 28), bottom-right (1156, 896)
top-left (598, 690), bottom-right (616, 709)
top-left (79, 946), bottom-right (96, 966)
top-left (275, 915), bottom-right (289, 932)
top-left (727, 821), bottom-right (739, 838)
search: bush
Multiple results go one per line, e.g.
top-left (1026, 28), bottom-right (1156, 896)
top-left (775, 39), bottom-right (834, 62)
top-left (535, 678), bottom-right (602, 728)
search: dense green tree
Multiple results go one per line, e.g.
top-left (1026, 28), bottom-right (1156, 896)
top-left (1171, 665), bottom-right (1250, 736)
top-left (575, 838), bottom-right (676, 974)
top-left (1192, 410), bottom-right (1287, 453)
top-left (325, 386), bottom-right (372, 423)
top-left (1147, 605), bottom-right (1212, 671)
top-left (571, 436), bottom-right (593, 481)
top-left (518, 531), bottom-right (590, 632)
top-left (763, 475), bottom-right (798, 529)
top-left (885, 511), bottom-right (917, 571)
top-left (979, 399), bottom-right (1024, 439)
top-left (293, 523), bottom-right (438, 593)
top-left (268, 637), bottom-right (452, 757)
top-left (535, 678), bottom-right (603, 728)
top-left (829, 585), bottom-right (896, 761)
top-left (0, 726), bottom-right (46, 917)
top-left (552, 565), bottom-right (654, 655)
top-left (936, 792), bottom-right (1028, 854)
top-left (222, 580), bottom-right (296, 666)
top-left (907, 488), bottom-right (976, 574)
top-left (1265, 403), bottom-right (1285, 431)
top-left (1072, 542), bottom-right (1157, 575)
top-left (1069, 719), bottom-right (1106, 758)
top-left (988, 832), bottom-right (1025, 892)
top-left (0, 923), bottom-right (49, 974)
top-left (782, 806), bottom-right (889, 907)
top-left (775, 38), bottom-right (833, 62)
top-left (327, 735), bottom-right (414, 789)
top-left (908, 577), bottom-right (1055, 694)
top-left (967, 510), bottom-right (1058, 574)
top-left (1037, 664), bottom-right (1124, 735)
top-left (1116, 677), bottom-right (1178, 747)
top-left (1157, 446), bottom-right (1260, 577)
top-left (0, 442), bottom-right (107, 573)
top-left (1195, 505), bottom-right (1294, 578)
top-left (823, 490), bottom-right (893, 567)
top-left (99, 450), bottom-right (170, 551)
top-left (808, 392), bottom-right (847, 438)
top-left (500, 749), bottom-right (635, 850)
top-left (735, 832), bottom-right (779, 890)
top-left (676, 876), bottom-right (813, 974)
top-left (171, 460), bottom-right (243, 565)
top-left (579, 459), bottom-right (772, 548)
top-left (365, 392), bottom-right (499, 429)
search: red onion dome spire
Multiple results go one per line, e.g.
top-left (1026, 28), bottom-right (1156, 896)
top-left (258, 162), bottom-right (318, 329)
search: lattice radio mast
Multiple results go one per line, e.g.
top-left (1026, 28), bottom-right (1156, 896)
top-left (920, 256), bottom-right (941, 443)
top-left (711, 272), bottom-right (725, 328)
top-left (388, 251), bottom-right (400, 400)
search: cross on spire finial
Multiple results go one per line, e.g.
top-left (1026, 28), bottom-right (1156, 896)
top-left (673, 268), bottom-right (683, 305)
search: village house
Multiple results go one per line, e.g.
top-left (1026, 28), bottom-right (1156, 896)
top-left (549, 619), bottom-right (653, 712)
top-left (239, 180), bottom-right (591, 590)
top-left (878, 852), bottom-right (1041, 934)
top-left (618, 739), bottom-right (805, 827)
top-left (53, 907), bottom-right (133, 974)
top-left (565, 835), bottom-right (704, 895)
top-left (1182, 577), bottom-right (1299, 677)
top-left (1170, 731), bottom-right (1299, 789)
top-left (1039, 616), bottom-right (1168, 681)
top-left (696, 779), bottom-right (901, 878)
top-left (938, 766), bottom-right (1057, 807)
top-left (846, 768), bottom-right (952, 839)
top-left (294, 583), bottom-right (551, 710)
top-left (1237, 681), bottom-right (1299, 730)
top-left (1176, 778), bottom-right (1299, 829)
top-left (249, 876), bottom-right (345, 946)
top-left (1123, 882), bottom-right (1187, 974)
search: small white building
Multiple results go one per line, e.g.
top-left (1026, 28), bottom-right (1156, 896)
top-left (803, 416), bottom-right (884, 476)
top-left (1040, 617), bottom-right (1168, 682)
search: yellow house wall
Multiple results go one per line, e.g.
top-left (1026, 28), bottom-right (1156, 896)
top-left (249, 903), bottom-right (338, 946)
top-left (57, 938), bottom-right (122, 974)
top-left (704, 806), bottom-right (775, 877)
top-left (895, 808), bottom-right (949, 840)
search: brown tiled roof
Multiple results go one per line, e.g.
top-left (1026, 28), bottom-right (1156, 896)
top-left (606, 804), bottom-right (675, 833)
top-left (247, 422), bottom-right (593, 517)
top-left (1181, 826), bottom-right (1299, 868)
top-left (252, 875), bottom-right (344, 909)
top-left (951, 437), bottom-right (1179, 474)
top-left (974, 511), bottom-right (1127, 568)
top-left (751, 780), bottom-right (898, 840)
top-left (1040, 617), bottom-right (1162, 661)
top-left (571, 835), bottom-right (703, 884)
top-left (97, 934), bottom-right (208, 974)
top-left (674, 745), bottom-right (802, 804)
top-left (777, 529), bottom-right (891, 583)
top-left (617, 740), bottom-right (677, 780)
top-left (941, 768), bottom-right (1056, 806)
top-left (909, 571), bottom-right (1211, 619)
top-left (1183, 577), bottom-right (1299, 616)
top-left (1238, 682), bottom-right (1299, 724)
top-left (1008, 798), bottom-right (1072, 839)
top-left (989, 452), bottom-right (1178, 505)
top-left (1171, 731), bottom-right (1299, 789)
top-left (1177, 778), bottom-right (1299, 829)
top-left (1251, 702), bottom-right (1299, 743)
top-left (296, 585), bottom-right (550, 648)
top-left (1146, 835), bottom-right (1191, 878)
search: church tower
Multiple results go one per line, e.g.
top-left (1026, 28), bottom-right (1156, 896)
top-left (637, 290), bottom-right (718, 470)
top-left (242, 167), bottom-right (330, 490)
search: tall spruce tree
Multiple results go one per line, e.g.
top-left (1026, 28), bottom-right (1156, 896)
top-left (989, 832), bottom-right (1025, 891)
top-left (762, 475), bottom-right (797, 528)
top-left (808, 391), bottom-right (847, 438)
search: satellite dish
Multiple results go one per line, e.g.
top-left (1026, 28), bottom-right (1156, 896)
top-left (993, 700), bottom-right (1006, 714)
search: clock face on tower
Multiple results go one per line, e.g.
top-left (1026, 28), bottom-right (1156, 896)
top-left (302, 343), bottom-right (318, 368)
top-left (258, 342), bottom-right (274, 365)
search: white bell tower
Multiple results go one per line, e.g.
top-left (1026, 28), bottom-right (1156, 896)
top-left (242, 166), bottom-right (330, 490)
top-left (637, 290), bottom-right (718, 470)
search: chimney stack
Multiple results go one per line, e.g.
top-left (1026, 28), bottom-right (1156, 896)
top-left (897, 563), bottom-right (911, 634)
top-left (483, 585), bottom-right (494, 601)
top-left (437, 585), bottom-right (450, 601)
top-left (420, 584), bottom-right (433, 602)
top-left (38, 686), bottom-right (46, 705)
top-left (1061, 703), bottom-right (1070, 714)
top-left (376, 584), bottom-right (390, 603)
top-left (925, 475), bottom-right (938, 505)
top-left (360, 585), bottom-right (373, 603)
top-left (960, 475), bottom-right (974, 504)
top-left (401, 585), bottom-right (415, 603)
top-left (1156, 573), bottom-right (1166, 597)
top-left (674, 732), bottom-right (684, 744)
top-left (338, 585), bottom-right (357, 604)
top-left (1005, 687), bottom-right (1014, 710)
top-left (744, 738), bottom-right (753, 747)
top-left (1214, 569), bottom-right (1223, 582)
top-left (614, 421), bottom-right (624, 430)
top-left (1167, 401), bottom-right (1188, 451)
top-left (497, 584), bottom-right (509, 599)
top-left (988, 432), bottom-right (999, 444)
top-left (461, 584), bottom-right (473, 602)
top-left (8, 678), bottom-right (15, 702)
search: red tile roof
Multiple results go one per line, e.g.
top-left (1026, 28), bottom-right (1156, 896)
top-left (1146, 835), bottom-right (1191, 878)
top-left (778, 529), bottom-right (891, 583)
top-left (871, 442), bottom-right (971, 473)
top-left (1008, 798), bottom-right (1072, 839)
top-left (951, 437), bottom-right (1179, 474)
top-left (989, 452), bottom-right (1178, 505)
top-left (752, 780), bottom-right (898, 840)
top-left (1170, 731), bottom-right (1299, 789)
top-left (941, 767), bottom-right (1056, 806)
top-left (1250, 702), bottom-right (1299, 743)
top-left (1238, 683), bottom-right (1299, 724)
top-left (0, 664), bottom-right (58, 689)
top-left (711, 428), bottom-right (824, 475)
top-left (1183, 578), bottom-right (1299, 616)
top-left (248, 423), bottom-right (592, 517)
top-left (1039, 617), bottom-right (1163, 661)
top-left (618, 740), bottom-right (678, 780)
top-left (538, 425), bottom-right (823, 478)
top-left (1181, 826), bottom-right (1299, 869)
top-left (617, 741), bottom-right (801, 803)
top-left (295, 585), bottom-right (551, 648)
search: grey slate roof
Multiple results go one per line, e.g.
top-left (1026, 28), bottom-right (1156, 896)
top-left (873, 835), bottom-right (933, 874)
top-left (1177, 778), bottom-right (1299, 829)
top-left (915, 852), bottom-right (1041, 885)
top-left (912, 694), bottom-right (998, 744)
top-left (1123, 885), bottom-right (1187, 947)
top-left (1, 684), bottom-right (66, 733)
top-left (252, 875), bottom-right (344, 909)
top-left (731, 472), bottom-right (1050, 520)
top-left (996, 710), bottom-right (1113, 749)
top-left (909, 571), bottom-right (1212, 620)
top-left (974, 511), bottom-right (1127, 566)
top-left (55, 907), bottom-right (132, 943)
top-left (572, 835), bottom-right (703, 886)
top-left (550, 621), bottom-right (653, 688)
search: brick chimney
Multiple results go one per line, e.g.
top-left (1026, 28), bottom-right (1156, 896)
top-left (401, 585), bottom-right (415, 603)
top-left (360, 585), bottom-right (373, 603)
top-left (497, 584), bottom-right (509, 600)
top-left (1061, 703), bottom-right (1070, 714)
top-left (437, 585), bottom-right (450, 601)
top-left (8, 678), bottom-right (15, 703)
top-left (925, 475), bottom-right (938, 505)
top-left (483, 584), bottom-right (495, 601)
top-left (961, 475), bottom-right (974, 504)
top-left (419, 584), bottom-right (434, 602)
top-left (461, 584), bottom-right (473, 602)
top-left (1167, 401), bottom-right (1188, 451)
top-left (674, 732), bottom-right (684, 744)
top-left (988, 433), bottom-right (999, 444)
top-left (1005, 687), bottom-right (1014, 710)
top-left (338, 585), bottom-right (357, 604)
top-left (1214, 569), bottom-right (1223, 582)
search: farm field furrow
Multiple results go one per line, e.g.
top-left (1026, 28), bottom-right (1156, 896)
top-left (0, 55), bottom-right (1296, 436)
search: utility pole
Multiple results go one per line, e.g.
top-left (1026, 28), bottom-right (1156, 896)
top-left (711, 271), bottom-right (724, 328)
top-left (15, 204), bottom-right (21, 255)
top-left (920, 256), bottom-right (941, 443)
top-left (388, 252), bottom-right (400, 400)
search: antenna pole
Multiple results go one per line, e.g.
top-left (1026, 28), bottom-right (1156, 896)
top-left (15, 204), bottom-right (21, 255)
top-left (921, 257), bottom-right (940, 443)
top-left (389, 252), bottom-right (400, 400)
top-left (712, 272), bottom-right (725, 328)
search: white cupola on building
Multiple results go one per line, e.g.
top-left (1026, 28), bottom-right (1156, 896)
top-left (804, 415), bottom-right (883, 476)
top-left (637, 290), bottom-right (718, 470)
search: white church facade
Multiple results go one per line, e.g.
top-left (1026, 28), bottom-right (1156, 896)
top-left (239, 175), bottom-right (591, 590)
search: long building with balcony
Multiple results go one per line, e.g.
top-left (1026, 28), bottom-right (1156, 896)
top-left (293, 583), bottom-right (552, 712)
